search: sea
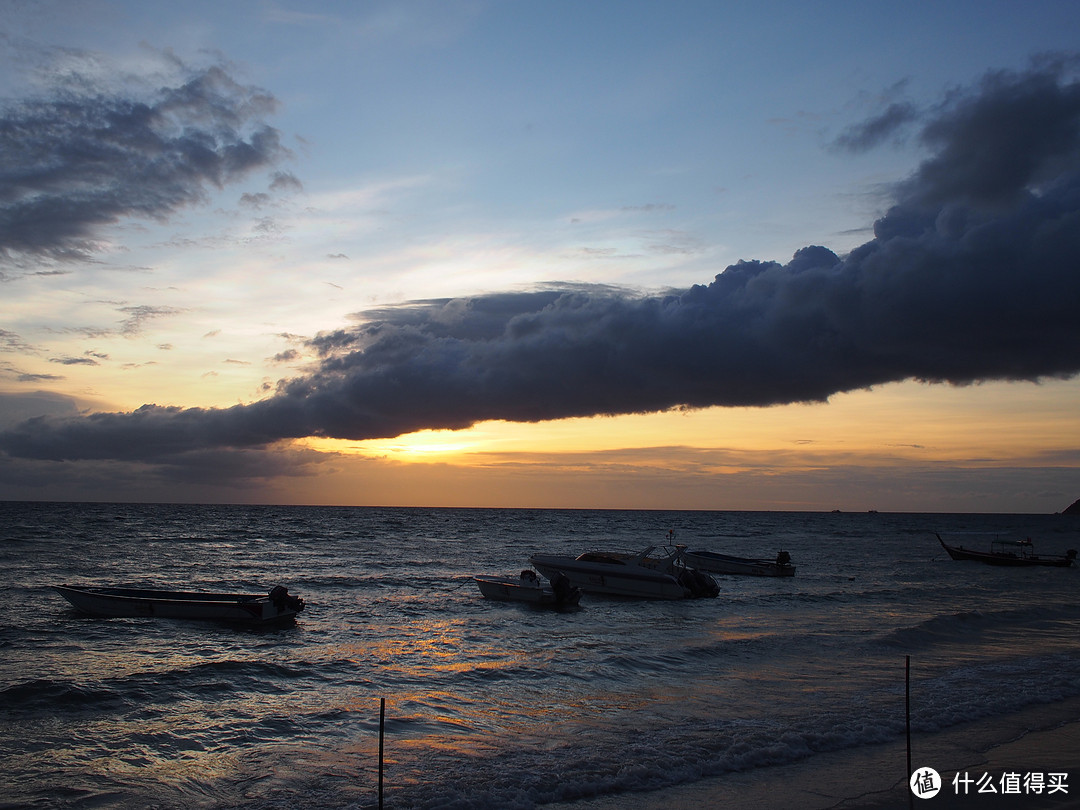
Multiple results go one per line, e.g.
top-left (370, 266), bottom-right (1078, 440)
top-left (2, 502), bottom-right (1079, 809)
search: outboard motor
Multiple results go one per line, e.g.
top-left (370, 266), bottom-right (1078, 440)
top-left (678, 569), bottom-right (719, 598)
top-left (1067, 549), bottom-right (1077, 562)
top-left (549, 571), bottom-right (578, 605)
top-left (269, 585), bottom-right (305, 612)
top-left (690, 569), bottom-right (719, 598)
top-left (776, 550), bottom-right (791, 567)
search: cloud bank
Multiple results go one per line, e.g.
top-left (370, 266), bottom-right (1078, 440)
top-left (3, 60), bottom-right (1080, 466)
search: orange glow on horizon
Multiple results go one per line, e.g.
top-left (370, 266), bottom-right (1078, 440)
top-left (257, 378), bottom-right (1080, 511)
top-left (297, 378), bottom-right (1080, 471)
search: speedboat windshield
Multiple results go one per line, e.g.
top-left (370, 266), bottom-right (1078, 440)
top-left (575, 552), bottom-right (626, 564)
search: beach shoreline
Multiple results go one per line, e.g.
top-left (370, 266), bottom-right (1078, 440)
top-left (548, 696), bottom-right (1080, 810)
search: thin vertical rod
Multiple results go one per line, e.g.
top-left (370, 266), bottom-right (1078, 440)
top-left (907, 656), bottom-right (913, 810)
top-left (379, 697), bottom-right (386, 810)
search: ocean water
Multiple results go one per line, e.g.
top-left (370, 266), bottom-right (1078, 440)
top-left (2, 502), bottom-right (1079, 809)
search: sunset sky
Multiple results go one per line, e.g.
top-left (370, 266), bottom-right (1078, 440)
top-left (2, 1), bottom-right (1080, 511)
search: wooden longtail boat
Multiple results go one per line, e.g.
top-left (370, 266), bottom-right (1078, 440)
top-left (936, 534), bottom-right (1076, 568)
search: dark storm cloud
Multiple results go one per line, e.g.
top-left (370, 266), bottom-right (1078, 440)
top-left (0, 61), bottom-right (287, 271)
top-left (3, 61), bottom-right (1080, 465)
top-left (901, 61), bottom-right (1080, 209)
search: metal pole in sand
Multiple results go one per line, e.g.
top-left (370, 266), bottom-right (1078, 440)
top-left (379, 697), bottom-right (386, 810)
top-left (906, 655), bottom-right (912, 810)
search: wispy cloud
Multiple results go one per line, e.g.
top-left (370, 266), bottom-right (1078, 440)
top-left (832, 101), bottom-right (920, 152)
top-left (0, 52), bottom-right (289, 276)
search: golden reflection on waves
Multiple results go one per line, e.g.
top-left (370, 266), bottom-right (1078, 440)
top-left (337, 616), bottom-right (519, 675)
top-left (325, 615), bottom-right (660, 762)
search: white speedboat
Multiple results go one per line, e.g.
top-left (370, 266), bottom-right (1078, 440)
top-left (54, 585), bottom-right (305, 624)
top-left (529, 545), bottom-right (718, 600)
top-left (681, 549), bottom-right (796, 577)
top-left (473, 569), bottom-right (582, 607)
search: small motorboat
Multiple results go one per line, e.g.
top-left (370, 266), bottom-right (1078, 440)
top-left (473, 569), bottom-right (582, 607)
top-left (936, 534), bottom-right (1076, 568)
top-left (53, 584), bottom-right (306, 624)
top-left (529, 545), bottom-right (718, 600)
top-left (681, 549), bottom-right (796, 577)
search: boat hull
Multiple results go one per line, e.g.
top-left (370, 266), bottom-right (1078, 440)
top-left (54, 585), bottom-right (304, 624)
top-left (682, 550), bottom-right (795, 577)
top-left (529, 555), bottom-right (697, 599)
top-left (936, 535), bottom-right (1076, 568)
top-left (473, 575), bottom-right (581, 606)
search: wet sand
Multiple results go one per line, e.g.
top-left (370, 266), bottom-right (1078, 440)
top-left (550, 697), bottom-right (1080, 810)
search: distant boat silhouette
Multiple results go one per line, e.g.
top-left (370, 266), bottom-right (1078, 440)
top-left (936, 534), bottom-right (1076, 568)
